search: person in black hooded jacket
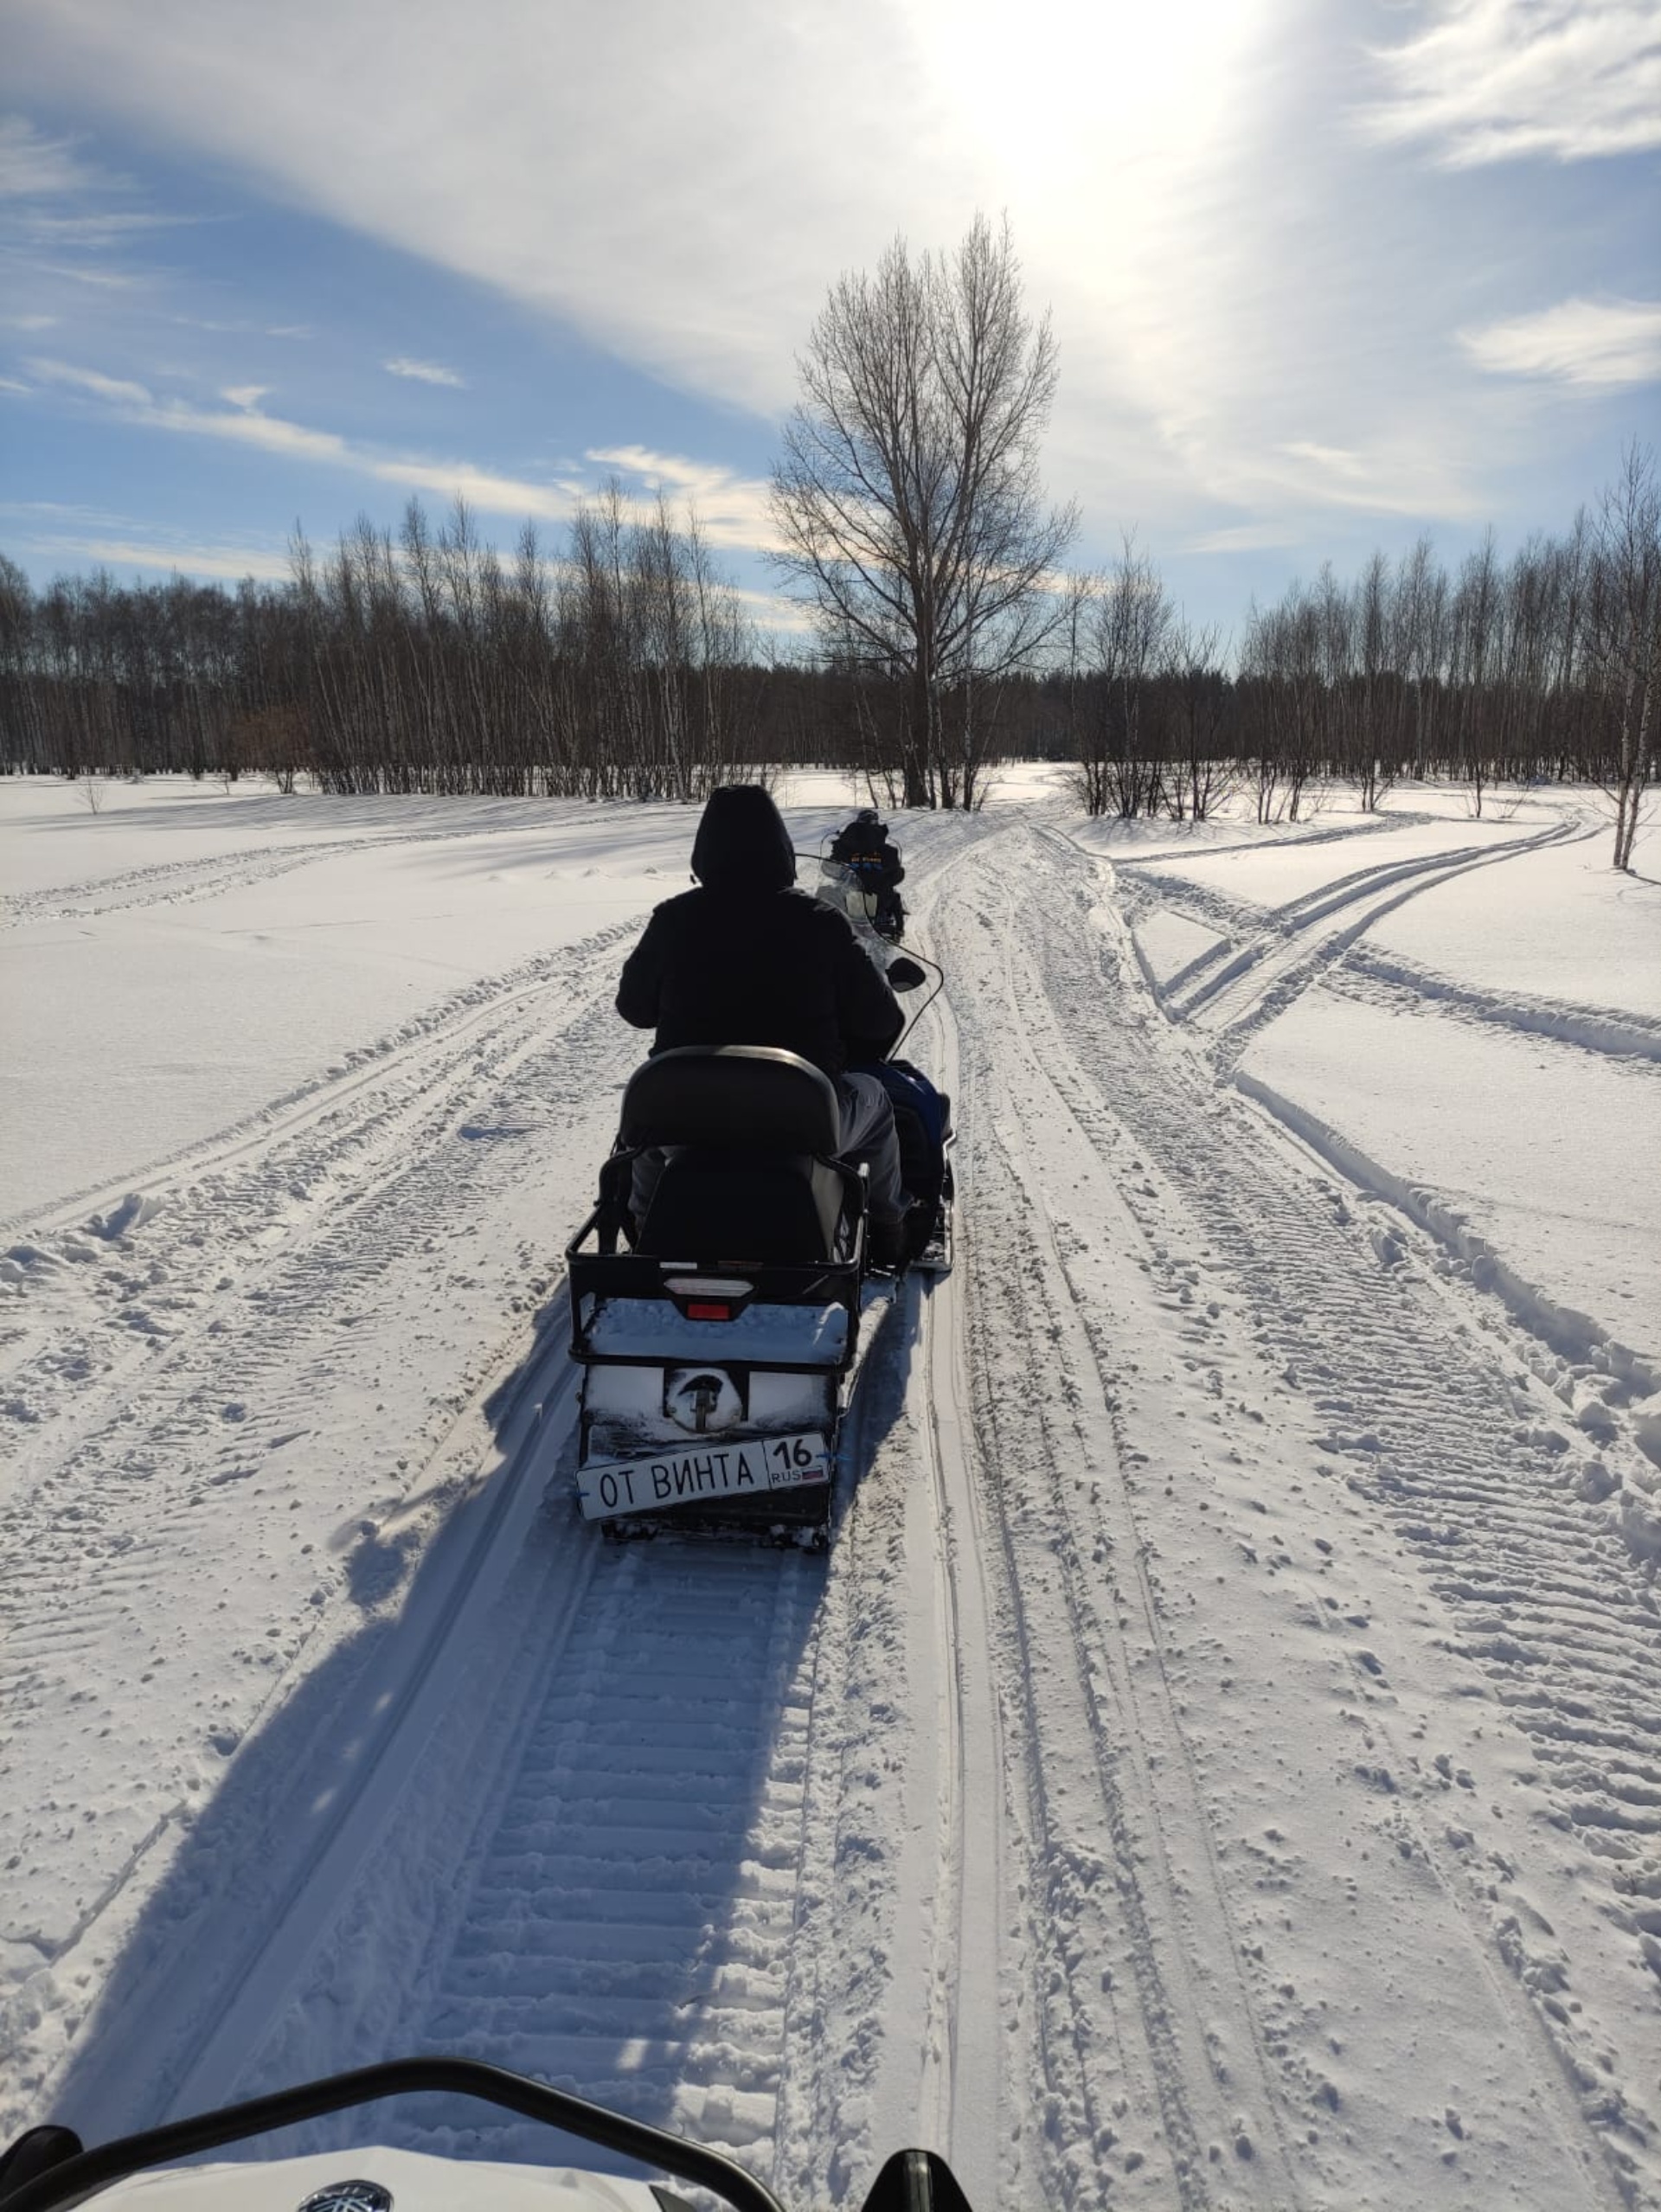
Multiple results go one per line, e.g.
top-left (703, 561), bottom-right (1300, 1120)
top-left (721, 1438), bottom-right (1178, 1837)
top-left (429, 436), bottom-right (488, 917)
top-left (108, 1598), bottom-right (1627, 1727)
top-left (616, 785), bottom-right (914, 1260)
top-left (828, 807), bottom-right (905, 938)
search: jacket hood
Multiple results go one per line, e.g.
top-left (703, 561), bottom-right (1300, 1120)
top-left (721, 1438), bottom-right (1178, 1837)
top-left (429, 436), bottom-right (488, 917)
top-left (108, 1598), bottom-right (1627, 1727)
top-left (690, 785), bottom-right (797, 893)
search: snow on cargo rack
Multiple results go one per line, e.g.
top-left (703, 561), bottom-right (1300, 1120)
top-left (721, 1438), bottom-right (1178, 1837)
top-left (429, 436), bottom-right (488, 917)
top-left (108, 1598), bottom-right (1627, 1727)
top-left (565, 1202), bottom-right (864, 1378)
top-left (582, 1295), bottom-right (851, 1365)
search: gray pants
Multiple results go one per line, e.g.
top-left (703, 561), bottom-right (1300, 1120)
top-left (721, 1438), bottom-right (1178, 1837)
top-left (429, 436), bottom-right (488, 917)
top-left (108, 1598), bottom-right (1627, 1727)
top-left (631, 1071), bottom-right (906, 1228)
top-left (836, 1071), bottom-right (906, 1221)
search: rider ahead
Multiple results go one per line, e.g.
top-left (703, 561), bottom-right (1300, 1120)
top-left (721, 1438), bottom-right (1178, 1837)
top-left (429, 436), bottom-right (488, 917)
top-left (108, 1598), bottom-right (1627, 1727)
top-left (616, 785), bottom-right (918, 1267)
top-left (828, 808), bottom-right (906, 940)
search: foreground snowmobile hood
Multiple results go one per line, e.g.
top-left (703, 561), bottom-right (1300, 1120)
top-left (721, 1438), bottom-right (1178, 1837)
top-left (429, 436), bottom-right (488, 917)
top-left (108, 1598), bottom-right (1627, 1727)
top-left (39, 2145), bottom-right (658, 2209)
top-left (0, 2059), bottom-right (974, 2212)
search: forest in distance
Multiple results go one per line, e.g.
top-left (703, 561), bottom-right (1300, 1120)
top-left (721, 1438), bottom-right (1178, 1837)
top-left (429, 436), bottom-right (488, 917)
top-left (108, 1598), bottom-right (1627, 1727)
top-left (2, 452), bottom-right (1655, 865)
top-left (3, 215), bottom-right (1653, 862)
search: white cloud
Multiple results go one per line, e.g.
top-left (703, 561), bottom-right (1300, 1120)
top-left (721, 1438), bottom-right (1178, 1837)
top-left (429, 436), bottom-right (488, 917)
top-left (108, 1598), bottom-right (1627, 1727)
top-left (26, 358), bottom-right (798, 560)
top-left (28, 356), bottom-right (153, 405)
top-left (0, 3), bottom-right (1309, 454)
top-left (170, 316), bottom-right (312, 338)
top-left (1363, 0), bottom-right (1661, 165)
top-left (1266, 439), bottom-right (1481, 516)
top-left (384, 356), bottom-right (465, 388)
top-left (0, 0), bottom-right (1638, 572)
top-left (586, 444), bottom-right (780, 552)
top-left (20, 533), bottom-right (295, 581)
top-left (0, 115), bottom-right (108, 198)
top-left (0, 498), bottom-right (294, 580)
top-left (1461, 297), bottom-right (1661, 387)
top-left (10, 0), bottom-right (1539, 555)
top-left (0, 375), bottom-right (31, 395)
top-left (1185, 522), bottom-right (1304, 555)
top-left (33, 261), bottom-right (145, 291)
top-left (20, 209), bottom-right (202, 245)
top-left (0, 499), bottom-right (122, 518)
top-left (727, 584), bottom-right (818, 636)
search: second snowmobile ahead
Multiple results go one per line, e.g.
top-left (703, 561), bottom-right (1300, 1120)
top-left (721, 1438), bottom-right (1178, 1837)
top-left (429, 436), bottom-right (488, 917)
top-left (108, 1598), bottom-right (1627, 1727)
top-left (825, 810), bottom-right (907, 940)
top-left (816, 853), bottom-right (906, 958)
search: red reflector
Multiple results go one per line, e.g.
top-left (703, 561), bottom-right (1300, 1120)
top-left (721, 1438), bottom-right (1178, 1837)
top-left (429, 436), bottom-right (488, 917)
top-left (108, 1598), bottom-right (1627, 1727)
top-left (687, 1301), bottom-right (732, 1321)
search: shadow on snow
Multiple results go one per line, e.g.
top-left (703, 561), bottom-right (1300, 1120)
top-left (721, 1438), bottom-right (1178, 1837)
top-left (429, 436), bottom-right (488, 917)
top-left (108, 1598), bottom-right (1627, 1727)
top-left (46, 1266), bottom-right (920, 2190)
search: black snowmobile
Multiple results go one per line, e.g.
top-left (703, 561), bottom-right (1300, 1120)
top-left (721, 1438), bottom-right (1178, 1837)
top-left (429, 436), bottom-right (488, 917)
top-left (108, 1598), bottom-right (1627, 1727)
top-left (824, 813), bottom-right (907, 941)
top-left (0, 2055), bottom-right (975, 2209)
top-left (564, 1005), bottom-right (952, 1547)
top-left (567, 784), bottom-right (952, 1547)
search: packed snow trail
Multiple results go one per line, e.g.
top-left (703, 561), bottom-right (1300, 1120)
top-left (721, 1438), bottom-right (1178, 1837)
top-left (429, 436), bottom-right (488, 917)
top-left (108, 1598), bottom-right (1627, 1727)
top-left (0, 909), bottom-right (649, 2122)
top-left (934, 823), bottom-right (1653, 2205)
top-left (3, 792), bottom-right (1657, 2210)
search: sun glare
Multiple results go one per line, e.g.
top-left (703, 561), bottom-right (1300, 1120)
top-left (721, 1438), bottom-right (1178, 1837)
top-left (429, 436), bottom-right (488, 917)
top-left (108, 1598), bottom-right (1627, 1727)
top-left (911, 0), bottom-right (1277, 197)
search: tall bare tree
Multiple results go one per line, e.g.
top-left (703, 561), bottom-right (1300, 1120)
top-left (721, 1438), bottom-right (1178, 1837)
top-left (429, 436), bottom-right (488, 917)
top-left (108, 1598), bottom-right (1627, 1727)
top-left (1072, 532), bottom-right (1175, 817)
top-left (770, 214), bottom-right (1077, 806)
top-left (1589, 443), bottom-right (1658, 870)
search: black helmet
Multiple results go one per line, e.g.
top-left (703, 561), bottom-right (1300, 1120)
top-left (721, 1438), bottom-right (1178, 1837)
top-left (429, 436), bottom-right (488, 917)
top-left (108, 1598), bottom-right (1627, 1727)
top-left (856, 807), bottom-right (880, 825)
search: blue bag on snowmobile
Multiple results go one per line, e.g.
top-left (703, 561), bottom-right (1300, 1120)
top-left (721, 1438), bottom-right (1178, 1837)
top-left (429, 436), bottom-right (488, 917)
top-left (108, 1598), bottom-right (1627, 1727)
top-left (858, 1058), bottom-right (950, 1214)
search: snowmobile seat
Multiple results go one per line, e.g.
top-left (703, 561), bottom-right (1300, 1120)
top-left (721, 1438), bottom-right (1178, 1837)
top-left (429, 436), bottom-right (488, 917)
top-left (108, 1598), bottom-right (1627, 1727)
top-left (620, 1047), bottom-right (856, 1264)
top-left (620, 1046), bottom-right (840, 1152)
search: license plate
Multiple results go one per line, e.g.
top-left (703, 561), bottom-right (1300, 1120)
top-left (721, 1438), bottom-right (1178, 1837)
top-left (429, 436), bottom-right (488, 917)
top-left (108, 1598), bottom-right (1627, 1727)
top-left (578, 1430), bottom-right (831, 1522)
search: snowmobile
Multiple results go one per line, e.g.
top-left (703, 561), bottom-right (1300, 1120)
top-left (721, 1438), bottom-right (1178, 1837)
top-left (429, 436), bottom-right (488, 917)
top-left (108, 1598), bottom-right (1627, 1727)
top-left (814, 853), bottom-right (905, 954)
top-left (0, 2054), bottom-right (976, 2209)
top-left (566, 1042), bottom-right (884, 1545)
top-left (565, 959), bottom-right (952, 1544)
top-left (821, 814), bottom-right (906, 943)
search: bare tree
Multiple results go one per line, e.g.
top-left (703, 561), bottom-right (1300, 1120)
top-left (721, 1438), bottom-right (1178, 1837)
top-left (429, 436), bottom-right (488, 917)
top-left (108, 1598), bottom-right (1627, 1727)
top-left (1074, 533), bottom-right (1174, 817)
top-left (1589, 443), bottom-right (1658, 870)
top-left (770, 213), bottom-right (1078, 806)
top-left (1165, 619), bottom-right (1232, 819)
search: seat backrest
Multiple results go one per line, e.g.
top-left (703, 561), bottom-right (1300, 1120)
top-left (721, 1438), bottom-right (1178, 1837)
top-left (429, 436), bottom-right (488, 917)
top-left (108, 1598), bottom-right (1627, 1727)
top-left (621, 1047), bottom-right (840, 1153)
top-left (638, 1151), bottom-right (848, 1261)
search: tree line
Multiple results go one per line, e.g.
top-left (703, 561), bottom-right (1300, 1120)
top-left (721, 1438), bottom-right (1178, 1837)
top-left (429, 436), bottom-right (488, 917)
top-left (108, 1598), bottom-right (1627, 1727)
top-left (1, 214), bottom-right (1653, 862)
top-left (4, 481), bottom-right (1651, 833)
top-left (0, 489), bottom-right (778, 802)
top-left (1056, 444), bottom-right (1657, 867)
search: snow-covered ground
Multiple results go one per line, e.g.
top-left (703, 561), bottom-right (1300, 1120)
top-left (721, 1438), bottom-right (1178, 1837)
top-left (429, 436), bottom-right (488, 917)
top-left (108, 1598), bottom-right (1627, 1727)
top-left (3, 774), bottom-right (1658, 2211)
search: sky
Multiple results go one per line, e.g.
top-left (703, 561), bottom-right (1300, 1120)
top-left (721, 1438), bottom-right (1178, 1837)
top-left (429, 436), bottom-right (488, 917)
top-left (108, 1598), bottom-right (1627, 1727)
top-left (2, 0), bottom-right (1658, 643)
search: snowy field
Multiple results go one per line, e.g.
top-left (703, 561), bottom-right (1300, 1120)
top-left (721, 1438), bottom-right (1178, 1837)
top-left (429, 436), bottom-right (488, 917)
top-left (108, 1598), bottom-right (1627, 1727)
top-left (3, 771), bottom-right (1659, 2210)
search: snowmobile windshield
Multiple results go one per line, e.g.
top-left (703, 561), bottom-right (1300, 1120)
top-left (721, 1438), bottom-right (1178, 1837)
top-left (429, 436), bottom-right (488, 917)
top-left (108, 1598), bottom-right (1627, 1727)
top-left (815, 856), bottom-right (882, 925)
top-left (0, 2061), bottom-right (785, 2212)
top-left (690, 785), bottom-right (796, 894)
top-left (0, 2058), bottom-right (977, 2211)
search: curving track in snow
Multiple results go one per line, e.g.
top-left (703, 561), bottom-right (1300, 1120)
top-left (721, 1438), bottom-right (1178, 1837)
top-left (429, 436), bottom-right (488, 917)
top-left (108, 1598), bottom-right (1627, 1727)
top-left (1118, 817), bottom-right (1587, 1068)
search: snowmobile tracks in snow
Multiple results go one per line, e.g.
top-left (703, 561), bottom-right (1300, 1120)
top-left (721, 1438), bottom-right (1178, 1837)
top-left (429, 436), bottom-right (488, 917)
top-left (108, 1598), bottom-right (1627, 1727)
top-left (402, 1547), bottom-right (826, 2141)
top-left (0, 920), bottom-right (649, 2129)
top-left (935, 888), bottom-right (1305, 2209)
top-left (0, 816), bottom-right (593, 929)
top-left (967, 825), bottom-right (1658, 2202)
top-left (6, 806), bottom-right (1651, 2210)
top-left (183, 1504), bottom-right (850, 2183)
top-left (1110, 816), bottom-right (1587, 1069)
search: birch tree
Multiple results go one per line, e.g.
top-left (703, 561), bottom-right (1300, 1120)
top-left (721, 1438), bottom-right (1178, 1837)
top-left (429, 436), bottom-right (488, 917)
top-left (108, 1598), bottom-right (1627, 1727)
top-left (770, 214), bottom-right (1077, 806)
